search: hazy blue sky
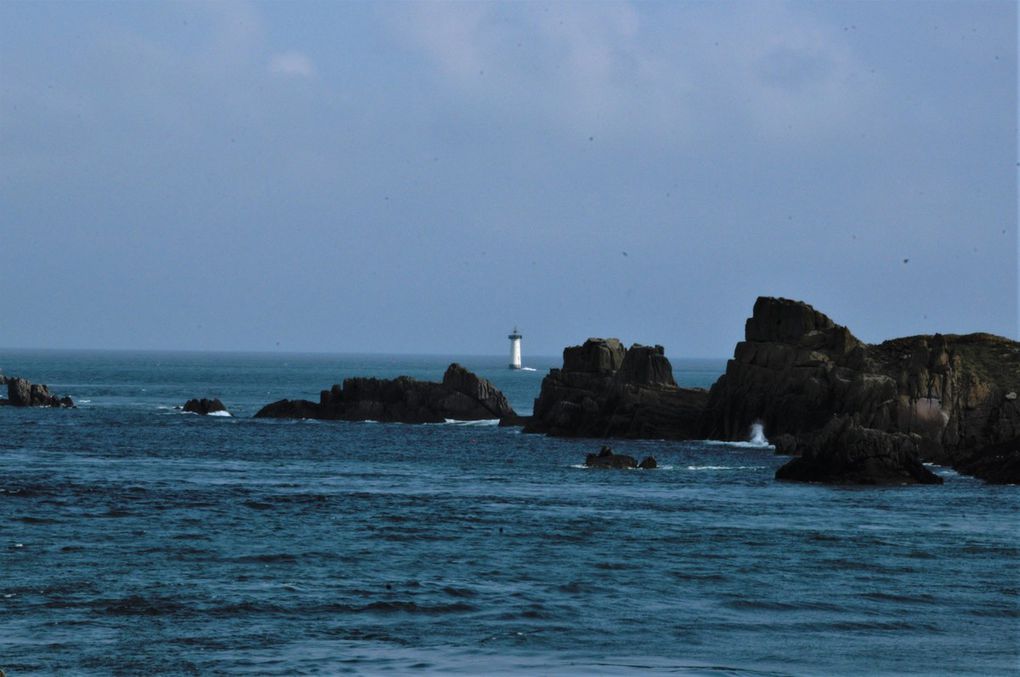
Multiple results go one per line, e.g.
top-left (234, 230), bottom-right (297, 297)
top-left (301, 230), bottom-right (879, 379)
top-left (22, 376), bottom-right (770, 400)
top-left (1, 1), bottom-right (1016, 358)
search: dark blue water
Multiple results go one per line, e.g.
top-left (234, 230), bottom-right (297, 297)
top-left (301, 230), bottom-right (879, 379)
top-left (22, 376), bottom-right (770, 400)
top-left (1, 351), bottom-right (1017, 675)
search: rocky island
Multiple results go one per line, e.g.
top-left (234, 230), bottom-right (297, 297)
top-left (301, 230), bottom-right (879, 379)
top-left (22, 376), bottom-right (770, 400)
top-left (523, 296), bottom-right (1018, 485)
top-left (255, 363), bottom-right (516, 424)
top-left (703, 297), bottom-right (1020, 484)
top-left (523, 340), bottom-right (707, 439)
top-left (0, 375), bottom-right (74, 408)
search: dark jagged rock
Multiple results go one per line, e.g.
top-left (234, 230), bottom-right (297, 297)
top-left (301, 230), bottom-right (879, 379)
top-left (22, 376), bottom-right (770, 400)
top-left (182, 398), bottom-right (229, 416)
top-left (498, 414), bottom-right (532, 427)
top-left (584, 446), bottom-right (633, 469)
top-left (775, 416), bottom-right (943, 485)
top-left (583, 446), bottom-right (657, 470)
top-left (638, 456), bottom-right (658, 469)
top-left (0, 377), bottom-right (74, 408)
top-left (524, 339), bottom-right (707, 440)
top-left (704, 296), bottom-right (1020, 483)
top-left (254, 363), bottom-right (516, 423)
top-left (442, 363), bottom-right (514, 418)
top-left (953, 438), bottom-right (1020, 484)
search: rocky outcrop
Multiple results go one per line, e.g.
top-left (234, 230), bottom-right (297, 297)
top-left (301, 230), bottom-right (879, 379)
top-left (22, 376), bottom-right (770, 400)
top-left (953, 438), bottom-right (1020, 485)
top-left (583, 445), bottom-right (657, 469)
top-left (705, 296), bottom-right (1020, 483)
top-left (182, 398), bottom-right (229, 416)
top-left (254, 363), bottom-right (516, 423)
top-left (775, 416), bottom-right (943, 485)
top-left (523, 340), bottom-right (707, 439)
top-left (0, 377), bottom-right (74, 408)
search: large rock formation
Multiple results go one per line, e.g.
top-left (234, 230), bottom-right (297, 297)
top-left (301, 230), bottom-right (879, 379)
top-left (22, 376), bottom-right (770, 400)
top-left (254, 363), bottom-right (516, 423)
top-left (523, 340), bottom-right (707, 439)
top-left (0, 377), bottom-right (74, 408)
top-left (704, 297), bottom-right (1020, 483)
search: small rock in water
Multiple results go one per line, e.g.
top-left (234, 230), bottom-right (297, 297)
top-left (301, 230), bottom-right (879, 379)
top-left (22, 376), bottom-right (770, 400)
top-left (638, 456), bottom-right (657, 469)
top-left (584, 446), bottom-right (640, 469)
top-left (182, 398), bottom-right (229, 416)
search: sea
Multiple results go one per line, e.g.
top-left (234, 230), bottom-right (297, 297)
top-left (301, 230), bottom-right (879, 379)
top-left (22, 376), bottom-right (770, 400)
top-left (1, 350), bottom-right (1017, 675)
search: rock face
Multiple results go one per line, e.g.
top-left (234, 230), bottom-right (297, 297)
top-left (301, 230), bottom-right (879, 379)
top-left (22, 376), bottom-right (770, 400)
top-left (953, 438), bottom-right (1020, 485)
top-left (775, 416), bottom-right (943, 485)
top-left (1, 377), bottom-right (74, 408)
top-left (583, 445), bottom-right (657, 470)
top-left (182, 398), bottom-right (229, 416)
top-left (704, 296), bottom-right (1020, 483)
top-left (524, 340), bottom-right (707, 439)
top-left (254, 363), bottom-right (516, 423)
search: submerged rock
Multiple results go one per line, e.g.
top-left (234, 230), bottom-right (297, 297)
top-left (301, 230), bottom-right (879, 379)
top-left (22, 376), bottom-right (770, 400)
top-left (182, 398), bottom-right (229, 416)
top-left (775, 416), bottom-right (942, 485)
top-left (255, 363), bottom-right (516, 423)
top-left (704, 296), bottom-right (1020, 483)
top-left (524, 340), bottom-right (707, 440)
top-left (0, 377), bottom-right (74, 408)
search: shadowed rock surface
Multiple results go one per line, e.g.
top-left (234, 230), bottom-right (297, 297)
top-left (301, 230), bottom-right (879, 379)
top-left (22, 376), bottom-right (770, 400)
top-left (0, 376), bottom-right (74, 408)
top-left (182, 398), bottom-right (229, 416)
top-left (255, 363), bottom-right (515, 423)
top-left (705, 296), bottom-right (1020, 483)
top-left (953, 438), bottom-right (1020, 485)
top-left (524, 340), bottom-right (707, 439)
top-left (775, 416), bottom-right (943, 485)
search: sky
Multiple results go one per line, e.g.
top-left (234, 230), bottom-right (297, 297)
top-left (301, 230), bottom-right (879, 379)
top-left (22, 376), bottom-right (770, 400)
top-left (1, 0), bottom-right (1016, 358)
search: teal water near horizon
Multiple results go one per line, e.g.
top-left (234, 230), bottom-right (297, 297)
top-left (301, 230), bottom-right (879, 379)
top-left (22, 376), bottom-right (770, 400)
top-left (1, 350), bottom-right (1017, 675)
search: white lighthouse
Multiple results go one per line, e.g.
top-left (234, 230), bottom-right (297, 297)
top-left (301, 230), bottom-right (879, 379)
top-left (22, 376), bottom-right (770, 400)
top-left (508, 327), bottom-right (523, 369)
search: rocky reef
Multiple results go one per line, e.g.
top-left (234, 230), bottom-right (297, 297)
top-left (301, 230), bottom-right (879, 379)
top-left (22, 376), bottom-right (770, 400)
top-left (584, 446), bottom-right (657, 469)
top-left (182, 398), bottom-right (230, 416)
top-left (0, 376), bottom-right (74, 408)
top-left (523, 340), bottom-right (707, 439)
top-left (254, 363), bottom-right (516, 423)
top-left (703, 297), bottom-right (1020, 484)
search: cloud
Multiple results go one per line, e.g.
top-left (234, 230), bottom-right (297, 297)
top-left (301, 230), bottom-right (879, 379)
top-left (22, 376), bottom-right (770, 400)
top-left (269, 51), bottom-right (315, 78)
top-left (386, 2), bottom-right (875, 146)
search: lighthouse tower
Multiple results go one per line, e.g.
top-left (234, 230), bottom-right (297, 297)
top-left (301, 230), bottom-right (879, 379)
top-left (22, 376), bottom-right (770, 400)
top-left (508, 327), bottom-right (523, 369)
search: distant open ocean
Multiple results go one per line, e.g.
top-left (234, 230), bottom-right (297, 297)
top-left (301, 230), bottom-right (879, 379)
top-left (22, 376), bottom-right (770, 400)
top-left (1, 350), bottom-right (1017, 675)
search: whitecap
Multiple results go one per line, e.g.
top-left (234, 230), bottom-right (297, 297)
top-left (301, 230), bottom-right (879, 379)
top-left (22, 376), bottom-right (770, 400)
top-left (686, 465), bottom-right (765, 471)
top-left (207, 410), bottom-right (232, 417)
top-left (702, 440), bottom-right (775, 450)
top-left (440, 418), bottom-right (500, 426)
top-left (520, 367), bottom-right (538, 372)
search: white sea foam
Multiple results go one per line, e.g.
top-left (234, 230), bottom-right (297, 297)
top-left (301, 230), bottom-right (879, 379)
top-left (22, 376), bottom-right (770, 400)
top-left (749, 421), bottom-right (769, 446)
top-left (520, 367), bottom-right (538, 372)
top-left (78, 399), bottom-right (91, 404)
top-left (570, 463), bottom-right (674, 470)
top-left (703, 440), bottom-right (776, 450)
top-left (207, 410), bottom-right (232, 417)
top-left (442, 418), bottom-right (500, 427)
top-left (686, 465), bottom-right (765, 471)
